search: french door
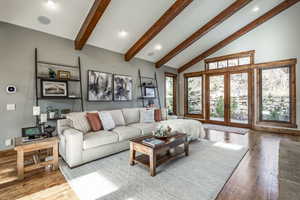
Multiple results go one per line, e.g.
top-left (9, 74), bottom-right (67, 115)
top-left (206, 70), bottom-right (253, 128)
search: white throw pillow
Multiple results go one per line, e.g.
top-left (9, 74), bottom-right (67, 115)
top-left (140, 109), bottom-right (155, 123)
top-left (98, 111), bottom-right (116, 130)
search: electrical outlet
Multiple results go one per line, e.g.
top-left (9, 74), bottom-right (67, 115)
top-left (6, 104), bottom-right (16, 111)
top-left (5, 138), bottom-right (12, 147)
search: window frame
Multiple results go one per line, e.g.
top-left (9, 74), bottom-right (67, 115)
top-left (256, 60), bottom-right (297, 128)
top-left (205, 50), bottom-right (255, 71)
top-left (164, 72), bottom-right (177, 115)
top-left (184, 72), bottom-right (204, 119)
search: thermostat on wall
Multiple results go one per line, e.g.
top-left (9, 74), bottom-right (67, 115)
top-left (6, 85), bottom-right (17, 94)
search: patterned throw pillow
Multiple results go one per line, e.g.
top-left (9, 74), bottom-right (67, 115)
top-left (86, 113), bottom-right (103, 132)
top-left (98, 111), bottom-right (116, 130)
top-left (140, 109), bottom-right (155, 123)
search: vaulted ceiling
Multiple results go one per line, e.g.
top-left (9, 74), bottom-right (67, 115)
top-left (0, 0), bottom-right (297, 71)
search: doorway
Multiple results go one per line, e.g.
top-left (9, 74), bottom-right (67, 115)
top-left (205, 70), bottom-right (253, 128)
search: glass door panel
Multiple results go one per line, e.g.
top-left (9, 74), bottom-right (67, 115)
top-left (209, 75), bottom-right (225, 122)
top-left (230, 73), bottom-right (249, 124)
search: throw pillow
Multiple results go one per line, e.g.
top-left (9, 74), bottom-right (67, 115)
top-left (161, 108), bottom-right (168, 121)
top-left (140, 109), bottom-right (155, 123)
top-left (98, 111), bottom-right (116, 130)
top-left (86, 113), bottom-right (103, 132)
top-left (154, 109), bottom-right (162, 122)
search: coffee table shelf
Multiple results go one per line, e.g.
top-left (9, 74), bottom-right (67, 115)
top-left (130, 133), bottom-right (189, 176)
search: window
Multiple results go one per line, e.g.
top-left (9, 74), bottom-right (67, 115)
top-left (205, 50), bottom-right (255, 70)
top-left (184, 73), bottom-right (203, 118)
top-left (165, 73), bottom-right (177, 115)
top-left (257, 61), bottom-right (296, 128)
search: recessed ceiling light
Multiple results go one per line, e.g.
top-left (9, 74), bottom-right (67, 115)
top-left (252, 6), bottom-right (260, 12)
top-left (154, 44), bottom-right (162, 51)
top-left (38, 16), bottom-right (51, 25)
top-left (45, 0), bottom-right (57, 10)
top-left (118, 30), bottom-right (128, 38)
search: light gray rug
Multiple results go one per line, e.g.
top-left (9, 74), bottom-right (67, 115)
top-left (203, 124), bottom-right (250, 135)
top-left (60, 140), bottom-right (248, 200)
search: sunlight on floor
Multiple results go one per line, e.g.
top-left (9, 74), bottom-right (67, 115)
top-left (70, 172), bottom-right (118, 200)
top-left (213, 142), bottom-right (244, 151)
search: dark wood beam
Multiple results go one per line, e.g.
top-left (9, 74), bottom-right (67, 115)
top-left (75, 0), bottom-right (111, 50)
top-left (124, 0), bottom-right (193, 61)
top-left (178, 0), bottom-right (300, 73)
top-left (155, 0), bottom-right (252, 68)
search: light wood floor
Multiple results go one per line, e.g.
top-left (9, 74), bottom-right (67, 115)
top-left (0, 129), bottom-right (299, 200)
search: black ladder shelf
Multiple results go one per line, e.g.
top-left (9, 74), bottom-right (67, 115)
top-left (34, 48), bottom-right (84, 124)
top-left (137, 69), bottom-right (161, 109)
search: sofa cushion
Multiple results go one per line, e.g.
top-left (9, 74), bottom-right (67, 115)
top-left (109, 110), bottom-right (126, 126)
top-left (86, 112), bottom-right (103, 131)
top-left (67, 112), bottom-right (91, 133)
top-left (129, 123), bottom-right (158, 136)
top-left (140, 109), bottom-right (155, 123)
top-left (98, 111), bottom-right (116, 131)
top-left (112, 126), bottom-right (141, 142)
top-left (122, 108), bottom-right (140, 124)
top-left (83, 131), bottom-right (118, 150)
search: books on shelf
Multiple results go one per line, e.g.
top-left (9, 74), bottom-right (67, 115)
top-left (142, 138), bottom-right (165, 147)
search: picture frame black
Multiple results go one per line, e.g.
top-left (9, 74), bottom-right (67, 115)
top-left (87, 70), bottom-right (113, 102)
top-left (144, 86), bottom-right (156, 98)
top-left (113, 74), bottom-right (133, 101)
top-left (41, 79), bottom-right (68, 98)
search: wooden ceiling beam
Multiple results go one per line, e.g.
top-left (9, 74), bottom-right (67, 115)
top-left (178, 0), bottom-right (300, 73)
top-left (75, 0), bottom-right (111, 50)
top-left (124, 0), bottom-right (193, 61)
top-left (155, 0), bottom-right (252, 68)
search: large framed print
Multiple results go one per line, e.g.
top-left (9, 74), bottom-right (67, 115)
top-left (41, 80), bottom-right (68, 98)
top-left (113, 74), bottom-right (133, 101)
top-left (88, 70), bottom-right (113, 101)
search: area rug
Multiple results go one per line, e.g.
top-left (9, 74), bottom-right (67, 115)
top-left (59, 140), bottom-right (248, 200)
top-left (202, 123), bottom-right (250, 135)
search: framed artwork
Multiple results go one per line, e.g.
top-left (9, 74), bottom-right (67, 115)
top-left (144, 87), bottom-right (156, 98)
top-left (57, 70), bottom-right (71, 80)
top-left (88, 70), bottom-right (113, 101)
top-left (113, 74), bottom-right (133, 101)
top-left (41, 80), bottom-right (68, 97)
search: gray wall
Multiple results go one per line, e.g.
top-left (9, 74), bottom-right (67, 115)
top-left (179, 4), bottom-right (300, 128)
top-left (0, 22), bottom-right (177, 150)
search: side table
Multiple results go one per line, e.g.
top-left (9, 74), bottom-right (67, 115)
top-left (14, 137), bottom-right (59, 180)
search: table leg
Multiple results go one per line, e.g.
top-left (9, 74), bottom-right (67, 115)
top-left (17, 150), bottom-right (24, 180)
top-left (149, 150), bottom-right (156, 177)
top-left (52, 143), bottom-right (58, 170)
top-left (184, 140), bottom-right (189, 156)
top-left (129, 143), bottom-right (136, 166)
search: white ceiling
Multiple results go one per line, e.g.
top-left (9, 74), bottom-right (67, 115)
top-left (0, 0), bottom-right (286, 69)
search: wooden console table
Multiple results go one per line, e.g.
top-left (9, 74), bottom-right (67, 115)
top-left (14, 137), bottom-right (59, 180)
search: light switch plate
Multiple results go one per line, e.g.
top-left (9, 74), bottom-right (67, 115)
top-left (5, 138), bottom-right (12, 146)
top-left (7, 104), bottom-right (16, 111)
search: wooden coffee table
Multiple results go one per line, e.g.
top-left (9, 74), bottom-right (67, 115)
top-left (129, 133), bottom-right (189, 176)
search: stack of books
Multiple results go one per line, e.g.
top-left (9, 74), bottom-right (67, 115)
top-left (142, 138), bottom-right (165, 147)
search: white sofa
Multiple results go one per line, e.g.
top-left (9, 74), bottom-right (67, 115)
top-left (57, 108), bottom-right (204, 167)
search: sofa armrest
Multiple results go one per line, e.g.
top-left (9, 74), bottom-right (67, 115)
top-left (62, 128), bottom-right (83, 167)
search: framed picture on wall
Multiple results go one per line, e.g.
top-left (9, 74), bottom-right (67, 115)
top-left (113, 74), bottom-right (133, 101)
top-left (88, 70), bottom-right (113, 101)
top-left (41, 80), bottom-right (68, 98)
top-left (144, 87), bottom-right (156, 98)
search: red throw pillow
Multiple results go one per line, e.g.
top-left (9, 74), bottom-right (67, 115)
top-left (154, 109), bottom-right (162, 122)
top-left (86, 113), bottom-right (103, 132)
